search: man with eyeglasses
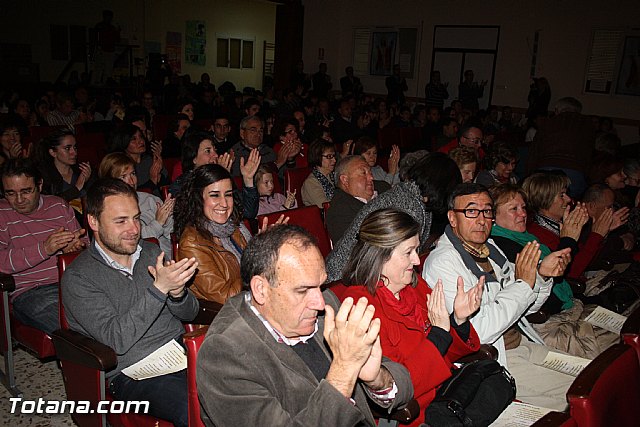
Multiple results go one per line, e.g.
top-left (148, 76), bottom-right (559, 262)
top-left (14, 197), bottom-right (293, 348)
top-left (230, 115), bottom-right (300, 177)
top-left (0, 159), bottom-right (87, 334)
top-left (423, 183), bottom-right (575, 411)
top-left (437, 123), bottom-right (485, 161)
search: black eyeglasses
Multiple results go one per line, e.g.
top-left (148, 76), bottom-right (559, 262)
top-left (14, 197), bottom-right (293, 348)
top-left (452, 208), bottom-right (494, 219)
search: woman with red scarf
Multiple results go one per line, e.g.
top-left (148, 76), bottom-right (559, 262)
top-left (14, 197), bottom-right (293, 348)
top-left (331, 208), bottom-right (483, 427)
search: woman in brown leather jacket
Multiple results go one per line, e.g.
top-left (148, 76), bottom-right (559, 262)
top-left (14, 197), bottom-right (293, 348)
top-left (173, 164), bottom-right (252, 303)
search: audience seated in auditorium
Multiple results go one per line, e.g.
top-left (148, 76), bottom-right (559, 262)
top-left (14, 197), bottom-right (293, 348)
top-left (438, 122), bottom-right (484, 158)
top-left (325, 155), bottom-right (378, 243)
top-left (353, 136), bottom-right (400, 185)
top-left (423, 183), bottom-right (574, 411)
top-left (0, 159), bottom-right (87, 335)
top-left (230, 115), bottom-right (299, 177)
top-left (434, 117), bottom-right (459, 150)
top-left (449, 146), bottom-right (478, 183)
top-left (489, 183), bottom-right (619, 359)
top-left (272, 117), bottom-right (308, 168)
top-left (98, 153), bottom-right (174, 259)
top-left (0, 118), bottom-right (29, 167)
top-left (46, 92), bottom-right (86, 127)
top-left (523, 172), bottom-right (627, 279)
top-left (62, 178), bottom-right (198, 427)
top-left (108, 124), bottom-right (168, 195)
top-left (162, 113), bottom-right (191, 159)
top-left (301, 138), bottom-right (336, 208)
top-left (475, 141), bottom-right (518, 187)
top-left (255, 164), bottom-right (297, 216)
top-left (336, 208), bottom-right (484, 427)
top-left (331, 98), bottom-right (361, 145)
top-left (173, 164), bottom-right (255, 304)
top-left (32, 129), bottom-right (95, 206)
top-left (326, 152), bottom-right (461, 282)
top-left (197, 224), bottom-right (413, 426)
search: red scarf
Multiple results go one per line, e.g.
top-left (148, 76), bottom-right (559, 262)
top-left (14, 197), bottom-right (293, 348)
top-left (376, 281), bottom-right (426, 329)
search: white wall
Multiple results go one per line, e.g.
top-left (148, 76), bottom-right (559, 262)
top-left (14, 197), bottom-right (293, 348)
top-left (144, 0), bottom-right (276, 90)
top-left (302, 0), bottom-right (639, 142)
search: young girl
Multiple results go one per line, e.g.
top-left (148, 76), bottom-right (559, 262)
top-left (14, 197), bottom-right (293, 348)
top-left (255, 165), bottom-right (297, 215)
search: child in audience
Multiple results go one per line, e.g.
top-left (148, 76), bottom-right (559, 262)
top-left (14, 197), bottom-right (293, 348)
top-left (255, 165), bottom-right (297, 215)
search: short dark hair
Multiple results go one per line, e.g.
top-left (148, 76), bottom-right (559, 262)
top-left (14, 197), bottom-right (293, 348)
top-left (1, 158), bottom-right (42, 193)
top-left (86, 178), bottom-right (137, 220)
top-left (447, 183), bottom-right (492, 210)
top-left (308, 138), bottom-right (336, 168)
top-left (353, 136), bottom-right (377, 155)
top-left (485, 141), bottom-right (517, 170)
top-left (407, 152), bottom-right (462, 213)
top-left (241, 224), bottom-right (318, 288)
top-left (342, 208), bottom-right (420, 294)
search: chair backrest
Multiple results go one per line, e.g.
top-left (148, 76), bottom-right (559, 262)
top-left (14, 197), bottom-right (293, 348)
top-left (153, 114), bottom-right (176, 141)
top-left (163, 157), bottom-right (181, 181)
top-left (184, 326), bottom-right (209, 427)
top-left (621, 303), bottom-right (640, 362)
top-left (284, 167), bottom-right (311, 207)
top-left (321, 201), bottom-right (330, 227)
top-left (57, 251), bottom-right (83, 330)
top-left (160, 185), bottom-right (171, 201)
top-left (29, 125), bottom-right (66, 142)
top-left (257, 205), bottom-right (331, 257)
top-left (567, 343), bottom-right (640, 427)
top-left (76, 132), bottom-right (107, 168)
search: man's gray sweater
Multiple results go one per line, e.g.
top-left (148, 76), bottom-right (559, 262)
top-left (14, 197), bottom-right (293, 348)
top-left (61, 240), bottom-right (199, 378)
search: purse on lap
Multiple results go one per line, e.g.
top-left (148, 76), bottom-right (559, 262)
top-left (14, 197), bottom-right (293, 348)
top-left (424, 359), bottom-right (516, 427)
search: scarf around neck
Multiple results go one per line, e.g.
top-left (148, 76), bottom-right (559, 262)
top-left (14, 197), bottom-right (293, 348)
top-left (312, 167), bottom-right (335, 200)
top-left (204, 218), bottom-right (249, 264)
top-left (491, 224), bottom-right (573, 309)
top-left (444, 224), bottom-right (506, 283)
top-left (376, 281), bottom-right (426, 330)
top-left (533, 212), bottom-right (560, 236)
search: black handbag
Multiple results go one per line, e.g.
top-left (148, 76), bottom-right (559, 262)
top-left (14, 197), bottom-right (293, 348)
top-left (424, 359), bottom-right (516, 427)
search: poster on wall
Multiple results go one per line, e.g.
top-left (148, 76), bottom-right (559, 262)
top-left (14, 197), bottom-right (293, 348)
top-left (615, 36), bottom-right (640, 96)
top-left (166, 31), bottom-right (182, 74)
top-left (370, 31), bottom-right (397, 76)
top-left (186, 20), bottom-right (206, 66)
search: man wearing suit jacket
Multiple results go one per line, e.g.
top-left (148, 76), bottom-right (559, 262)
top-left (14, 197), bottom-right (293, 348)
top-left (197, 224), bottom-right (413, 427)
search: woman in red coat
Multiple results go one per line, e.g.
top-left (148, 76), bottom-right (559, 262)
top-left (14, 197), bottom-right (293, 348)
top-left (332, 208), bottom-right (483, 427)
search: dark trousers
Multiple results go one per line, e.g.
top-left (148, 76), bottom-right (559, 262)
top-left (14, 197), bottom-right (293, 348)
top-left (109, 369), bottom-right (189, 427)
top-left (12, 283), bottom-right (60, 335)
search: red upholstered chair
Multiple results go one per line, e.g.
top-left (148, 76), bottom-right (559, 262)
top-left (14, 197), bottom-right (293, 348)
top-left (163, 158), bottom-right (181, 181)
top-left (565, 343), bottom-right (640, 427)
top-left (258, 205), bottom-right (332, 257)
top-left (184, 326), bottom-right (209, 427)
top-left (284, 167), bottom-right (311, 207)
top-left (621, 303), bottom-right (640, 361)
top-left (152, 114), bottom-right (176, 141)
top-left (321, 201), bottom-right (330, 227)
top-left (0, 272), bottom-right (56, 396)
top-left (76, 132), bottom-right (107, 168)
top-left (29, 125), bottom-right (66, 142)
top-left (531, 411), bottom-right (577, 426)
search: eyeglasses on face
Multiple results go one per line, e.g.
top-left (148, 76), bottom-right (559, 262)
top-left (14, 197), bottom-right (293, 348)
top-left (321, 154), bottom-right (336, 159)
top-left (452, 208), bottom-right (495, 219)
top-left (4, 187), bottom-right (37, 198)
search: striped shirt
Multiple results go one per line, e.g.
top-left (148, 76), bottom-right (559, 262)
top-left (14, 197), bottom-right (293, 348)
top-left (0, 195), bottom-right (85, 300)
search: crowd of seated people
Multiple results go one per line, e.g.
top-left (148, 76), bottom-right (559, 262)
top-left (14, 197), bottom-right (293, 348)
top-left (1, 67), bottom-right (640, 427)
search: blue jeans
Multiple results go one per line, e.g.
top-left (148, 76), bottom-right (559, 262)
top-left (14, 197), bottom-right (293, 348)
top-left (12, 283), bottom-right (60, 335)
top-left (109, 369), bottom-right (189, 427)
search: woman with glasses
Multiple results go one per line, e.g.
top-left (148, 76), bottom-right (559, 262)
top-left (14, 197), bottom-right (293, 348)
top-left (32, 128), bottom-right (94, 205)
top-left (334, 208), bottom-right (484, 427)
top-left (273, 118), bottom-right (307, 169)
top-left (489, 183), bottom-right (618, 359)
top-left (301, 138), bottom-right (336, 208)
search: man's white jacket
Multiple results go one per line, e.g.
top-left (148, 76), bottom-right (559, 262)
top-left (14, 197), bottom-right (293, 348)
top-left (422, 232), bottom-right (552, 367)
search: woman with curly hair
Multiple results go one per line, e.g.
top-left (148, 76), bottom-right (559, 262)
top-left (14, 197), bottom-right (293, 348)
top-left (173, 164), bottom-right (251, 303)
